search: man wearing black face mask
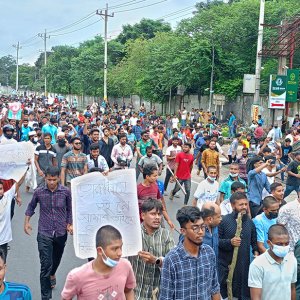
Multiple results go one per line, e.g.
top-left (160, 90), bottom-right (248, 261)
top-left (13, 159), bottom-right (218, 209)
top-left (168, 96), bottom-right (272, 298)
top-left (253, 196), bottom-right (279, 254)
top-left (53, 132), bottom-right (71, 169)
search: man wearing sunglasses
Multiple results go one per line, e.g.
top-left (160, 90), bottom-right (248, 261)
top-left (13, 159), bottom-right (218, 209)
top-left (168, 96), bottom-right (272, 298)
top-left (61, 137), bottom-right (88, 188)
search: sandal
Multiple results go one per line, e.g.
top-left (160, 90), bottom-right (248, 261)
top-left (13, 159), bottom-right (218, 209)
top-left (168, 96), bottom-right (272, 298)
top-left (50, 277), bottom-right (56, 289)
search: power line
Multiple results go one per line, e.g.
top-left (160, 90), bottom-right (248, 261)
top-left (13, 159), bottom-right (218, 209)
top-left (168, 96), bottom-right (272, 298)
top-left (47, 11), bottom-right (97, 34)
top-left (158, 5), bottom-right (195, 19)
top-left (49, 20), bottom-right (101, 37)
top-left (166, 11), bottom-right (195, 22)
top-left (114, 0), bottom-right (168, 13)
top-left (110, 0), bottom-right (150, 9)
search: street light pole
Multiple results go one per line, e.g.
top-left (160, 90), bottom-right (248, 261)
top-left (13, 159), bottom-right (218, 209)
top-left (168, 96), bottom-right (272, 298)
top-left (254, 0), bottom-right (265, 105)
top-left (13, 41), bottom-right (21, 93)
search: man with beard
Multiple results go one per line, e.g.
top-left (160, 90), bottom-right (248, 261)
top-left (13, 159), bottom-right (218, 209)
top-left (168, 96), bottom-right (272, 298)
top-left (53, 132), bottom-right (72, 169)
top-left (128, 199), bottom-right (175, 300)
top-left (218, 192), bottom-right (258, 300)
top-left (160, 206), bottom-right (220, 300)
top-left (99, 127), bottom-right (114, 169)
top-left (60, 137), bottom-right (88, 188)
top-left (111, 133), bottom-right (133, 170)
top-left (87, 143), bottom-right (109, 174)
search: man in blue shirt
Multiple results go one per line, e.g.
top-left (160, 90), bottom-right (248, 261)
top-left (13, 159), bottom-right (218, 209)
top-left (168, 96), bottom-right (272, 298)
top-left (0, 248), bottom-right (32, 299)
top-left (228, 111), bottom-right (236, 139)
top-left (41, 117), bottom-right (58, 144)
top-left (201, 202), bottom-right (222, 260)
top-left (160, 206), bottom-right (220, 300)
top-left (132, 120), bottom-right (143, 141)
top-left (219, 162), bottom-right (247, 203)
top-left (247, 156), bottom-right (272, 217)
top-left (253, 196), bottom-right (279, 254)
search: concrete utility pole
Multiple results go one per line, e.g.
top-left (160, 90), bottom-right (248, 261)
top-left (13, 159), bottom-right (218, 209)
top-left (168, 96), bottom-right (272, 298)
top-left (208, 44), bottom-right (215, 112)
top-left (12, 41), bottom-right (21, 92)
top-left (97, 4), bottom-right (114, 102)
top-left (254, 0), bottom-right (265, 105)
top-left (38, 29), bottom-right (50, 96)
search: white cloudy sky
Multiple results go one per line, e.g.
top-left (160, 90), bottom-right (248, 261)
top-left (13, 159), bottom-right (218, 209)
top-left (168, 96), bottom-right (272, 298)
top-left (0, 0), bottom-right (199, 65)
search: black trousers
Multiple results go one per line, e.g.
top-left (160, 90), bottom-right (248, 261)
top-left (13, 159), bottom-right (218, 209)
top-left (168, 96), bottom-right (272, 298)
top-left (164, 168), bottom-right (173, 191)
top-left (0, 243), bottom-right (8, 262)
top-left (37, 233), bottom-right (67, 300)
top-left (249, 201), bottom-right (262, 218)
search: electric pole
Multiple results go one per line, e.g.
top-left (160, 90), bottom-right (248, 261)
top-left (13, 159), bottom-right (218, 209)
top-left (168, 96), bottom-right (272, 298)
top-left (38, 29), bottom-right (50, 96)
top-left (253, 0), bottom-right (265, 105)
top-left (208, 44), bottom-right (215, 112)
top-left (12, 41), bottom-right (21, 93)
top-left (97, 4), bottom-right (114, 102)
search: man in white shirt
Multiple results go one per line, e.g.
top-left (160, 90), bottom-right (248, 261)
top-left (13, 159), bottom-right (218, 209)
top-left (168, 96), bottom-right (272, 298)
top-left (248, 224), bottom-right (297, 300)
top-left (192, 166), bottom-right (219, 210)
top-left (129, 113), bottom-right (138, 126)
top-left (171, 115), bottom-right (179, 129)
top-left (164, 137), bottom-right (182, 193)
top-left (87, 143), bottom-right (109, 175)
top-left (111, 133), bottom-right (133, 169)
top-left (181, 107), bottom-right (187, 127)
top-left (0, 181), bottom-right (16, 260)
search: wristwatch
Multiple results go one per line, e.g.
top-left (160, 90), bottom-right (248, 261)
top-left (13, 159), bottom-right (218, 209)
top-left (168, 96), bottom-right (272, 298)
top-left (155, 257), bottom-right (161, 265)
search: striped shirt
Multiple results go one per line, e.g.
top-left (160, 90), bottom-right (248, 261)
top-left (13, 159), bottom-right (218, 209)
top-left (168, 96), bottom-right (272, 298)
top-left (25, 184), bottom-right (72, 237)
top-left (61, 151), bottom-right (88, 183)
top-left (128, 224), bottom-right (175, 300)
top-left (0, 282), bottom-right (32, 299)
top-left (160, 242), bottom-right (220, 300)
top-left (34, 144), bottom-right (57, 173)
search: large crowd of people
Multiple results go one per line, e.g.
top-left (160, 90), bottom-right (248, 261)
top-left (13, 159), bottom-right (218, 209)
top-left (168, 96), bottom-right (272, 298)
top-left (0, 94), bottom-right (300, 300)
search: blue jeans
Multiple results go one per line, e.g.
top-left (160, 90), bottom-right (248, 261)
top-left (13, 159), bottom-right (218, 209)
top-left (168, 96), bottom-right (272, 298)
top-left (181, 119), bottom-right (186, 127)
top-left (166, 127), bottom-right (172, 139)
top-left (284, 185), bottom-right (300, 198)
top-left (229, 125), bottom-right (235, 138)
top-left (277, 163), bottom-right (286, 181)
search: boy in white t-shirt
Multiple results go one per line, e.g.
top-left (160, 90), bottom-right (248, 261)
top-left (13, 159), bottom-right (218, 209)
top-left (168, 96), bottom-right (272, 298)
top-left (192, 166), bottom-right (219, 210)
top-left (0, 181), bottom-right (16, 261)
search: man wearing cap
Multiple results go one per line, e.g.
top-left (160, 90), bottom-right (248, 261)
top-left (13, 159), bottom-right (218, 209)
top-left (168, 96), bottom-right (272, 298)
top-left (42, 117), bottom-right (58, 144)
top-left (53, 132), bottom-right (72, 169)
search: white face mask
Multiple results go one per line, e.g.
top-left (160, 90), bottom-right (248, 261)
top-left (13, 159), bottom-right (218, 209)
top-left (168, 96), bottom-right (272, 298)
top-left (34, 137), bottom-right (38, 142)
top-left (271, 242), bottom-right (290, 258)
top-left (230, 173), bottom-right (239, 178)
top-left (207, 176), bottom-right (216, 182)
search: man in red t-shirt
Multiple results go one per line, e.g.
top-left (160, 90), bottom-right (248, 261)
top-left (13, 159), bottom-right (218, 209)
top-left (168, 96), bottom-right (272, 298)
top-left (169, 143), bottom-right (194, 205)
top-left (137, 165), bottom-right (173, 226)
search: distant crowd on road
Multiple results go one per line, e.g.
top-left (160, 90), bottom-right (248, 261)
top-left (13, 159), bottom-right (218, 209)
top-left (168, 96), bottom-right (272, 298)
top-left (0, 94), bottom-right (300, 300)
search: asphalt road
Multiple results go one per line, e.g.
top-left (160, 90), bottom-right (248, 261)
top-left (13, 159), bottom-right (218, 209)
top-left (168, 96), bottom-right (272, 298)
top-left (5, 145), bottom-right (297, 299)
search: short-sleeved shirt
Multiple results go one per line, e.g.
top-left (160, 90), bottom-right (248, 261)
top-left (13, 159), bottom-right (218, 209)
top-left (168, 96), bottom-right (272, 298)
top-left (136, 139), bottom-right (153, 157)
top-left (34, 144), bottom-right (57, 173)
top-left (61, 151), bottom-right (88, 183)
top-left (194, 179), bottom-right (219, 210)
top-left (248, 251), bottom-right (297, 300)
top-left (286, 160), bottom-right (300, 186)
top-left (219, 176), bottom-right (247, 201)
top-left (138, 154), bottom-right (162, 169)
top-left (61, 259), bottom-right (136, 300)
top-left (42, 124), bottom-right (58, 144)
top-left (0, 282), bottom-right (32, 300)
top-left (175, 152), bottom-right (194, 180)
top-left (280, 145), bottom-right (292, 164)
top-left (165, 145), bottom-right (182, 169)
top-left (252, 212), bottom-right (276, 249)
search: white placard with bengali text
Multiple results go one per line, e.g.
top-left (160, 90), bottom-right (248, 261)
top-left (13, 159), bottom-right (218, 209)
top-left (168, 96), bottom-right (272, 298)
top-left (71, 169), bottom-right (142, 259)
top-left (0, 141), bottom-right (34, 182)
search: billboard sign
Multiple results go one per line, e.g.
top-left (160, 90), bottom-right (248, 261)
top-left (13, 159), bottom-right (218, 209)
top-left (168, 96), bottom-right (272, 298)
top-left (268, 74), bottom-right (286, 109)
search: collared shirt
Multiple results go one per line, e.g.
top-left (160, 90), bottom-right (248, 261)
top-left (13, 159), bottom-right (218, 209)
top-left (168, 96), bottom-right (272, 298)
top-left (34, 144), bottom-right (57, 173)
top-left (61, 151), bottom-right (88, 183)
top-left (201, 148), bottom-right (219, 169)
top-left (203, 226), bottom-right (219, 259)
top-left (253, 212), bottom-right (276, 250)
top-left (111, 143), bottom-right (133, 168)
top-left (25, 184), bottom-right (72, 237)
top-left (87, 154), bottom-right (109, 171)
top-left (248, 251), bottom-right (297, 300)
top-left (160, 242), bottom-right (220, 300)
top-left (277, 200), bottom-right (300, 251)
top-left (247, 169), bottom-right (270, 205)
top-left (128, 224), bottom-right (175, 300)
top-left (219, 176), bottom-right (247, 200)
top-left (42, 124), bottom-right (58, 144)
